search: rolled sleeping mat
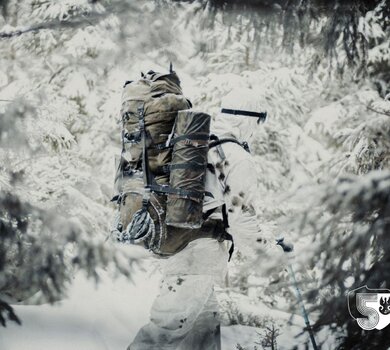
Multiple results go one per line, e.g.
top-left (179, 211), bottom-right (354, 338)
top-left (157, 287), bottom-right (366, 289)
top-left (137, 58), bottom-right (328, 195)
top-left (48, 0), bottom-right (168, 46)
top-left (166, 110), bottom-right (210, 229)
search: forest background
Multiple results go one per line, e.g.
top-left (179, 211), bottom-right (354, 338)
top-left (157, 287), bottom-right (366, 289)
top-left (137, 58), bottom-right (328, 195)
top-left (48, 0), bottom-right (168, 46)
top-left (0, 0), bottom-right (389, 349)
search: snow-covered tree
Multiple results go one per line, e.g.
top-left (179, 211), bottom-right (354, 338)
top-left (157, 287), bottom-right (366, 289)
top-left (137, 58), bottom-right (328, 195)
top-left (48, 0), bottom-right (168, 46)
top-left (0, 0), bottom-right (144, 326)
top-left (0, 0), bottom-right (389, 349)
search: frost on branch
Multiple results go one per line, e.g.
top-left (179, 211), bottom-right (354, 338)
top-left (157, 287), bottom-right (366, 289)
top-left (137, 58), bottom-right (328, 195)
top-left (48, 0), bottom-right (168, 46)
top-left (0, 100), bottom-right (138, 327)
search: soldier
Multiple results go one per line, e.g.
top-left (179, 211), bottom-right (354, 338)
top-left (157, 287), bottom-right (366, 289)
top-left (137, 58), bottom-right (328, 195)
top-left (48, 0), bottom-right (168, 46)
top-left (128, 88), bottom-right (265, 350)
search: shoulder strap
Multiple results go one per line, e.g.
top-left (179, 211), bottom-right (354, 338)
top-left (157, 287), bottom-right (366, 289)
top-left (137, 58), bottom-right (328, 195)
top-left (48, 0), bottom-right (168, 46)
top-left (209, 135), bottom-right (251, 153)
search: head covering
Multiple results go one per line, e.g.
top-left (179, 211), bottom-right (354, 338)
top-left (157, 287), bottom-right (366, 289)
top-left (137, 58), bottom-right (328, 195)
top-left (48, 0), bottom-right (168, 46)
top-left (211, 88), bottom-right (266, 143)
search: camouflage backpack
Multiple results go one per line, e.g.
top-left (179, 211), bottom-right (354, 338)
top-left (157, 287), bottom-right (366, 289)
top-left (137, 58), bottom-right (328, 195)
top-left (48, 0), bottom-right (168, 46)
top-left (111, 67), bottom-right (234, 258)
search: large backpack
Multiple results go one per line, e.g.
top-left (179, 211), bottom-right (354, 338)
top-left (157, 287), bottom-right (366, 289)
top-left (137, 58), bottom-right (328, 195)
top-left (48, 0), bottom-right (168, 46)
top-left (111, 68), bottom-right (246, 259)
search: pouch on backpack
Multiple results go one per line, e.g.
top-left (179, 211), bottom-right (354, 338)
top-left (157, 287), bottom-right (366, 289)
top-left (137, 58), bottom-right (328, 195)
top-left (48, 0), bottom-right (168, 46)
top-left (166, 110), bottom-right (211, 229)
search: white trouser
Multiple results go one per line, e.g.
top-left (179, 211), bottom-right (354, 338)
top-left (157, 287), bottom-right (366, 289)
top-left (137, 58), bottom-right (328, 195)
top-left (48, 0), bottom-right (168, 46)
top-left (128, 238), bottom-right (228, 350)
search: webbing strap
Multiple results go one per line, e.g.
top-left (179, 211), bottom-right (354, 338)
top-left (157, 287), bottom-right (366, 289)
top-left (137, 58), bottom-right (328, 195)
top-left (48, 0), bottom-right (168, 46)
top-left (150, 184), bottom-right (213, 200)
top-left (148, 133), bottom-right (209, 150)
top-left (221, 204), bottom-right (234, 261)
top-left (117, 109), bottom-right (132, 193)
top-left (223, 231), bottom-right (235, 262)
top-left (148, 141), bottom-right (170, 150)
top-left (209, 137), bottom-right (250, 153)
top-left (170, 163), bottom-right (205, 171)
top-left (221, 204), bottom-right (229, 229)
top-left (209, 134), bottom-right (226, 160)
top-left (138, 103), bottom-right (153, 190)
top-left (202, 206), bottom-right (234, 261)
top-left (171, 133), bottom-right (210, 145)
top-left (157, 162), bottom-right (206, 174)
top-left (221, 108), bottom-right (267, 124)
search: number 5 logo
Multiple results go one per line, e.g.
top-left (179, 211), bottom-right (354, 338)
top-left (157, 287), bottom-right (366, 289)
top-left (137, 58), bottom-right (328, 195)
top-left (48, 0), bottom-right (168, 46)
top-left (348, 286), bottom-right (390, 331)
top-left (356, 293), bottom-right (379, 330)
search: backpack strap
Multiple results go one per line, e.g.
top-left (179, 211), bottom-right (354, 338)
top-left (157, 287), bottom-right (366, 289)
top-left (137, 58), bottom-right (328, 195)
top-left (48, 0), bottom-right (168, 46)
top-left (157, 163), bottom-right (206, 175)
top-left (221, 204), bottom-right (234, 262)
top-left (150, 133), bottom-right (209, 151)
top-left (171, 133), bottom-right (210, 145)
top-left (137, 103), bottom-right (153, 189)
top-left (209, 134), bottom-right (226, 160)
top-left (221, 204), bottom-right (229, 229)
top-left (149, 184), bottom-right (213, 201)
top-left (209, 135), bottom-right (251, 154)
top-left (202, 204), bottom-right (235, 261)
top-left (221, 204), bottom-right (234, 261)
top-left (222, 231), bottom-right (234, 262)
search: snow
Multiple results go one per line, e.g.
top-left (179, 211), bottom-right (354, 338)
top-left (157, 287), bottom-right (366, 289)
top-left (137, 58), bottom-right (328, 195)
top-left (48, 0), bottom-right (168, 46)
top-left (222, 325), bottom-right (260, 349)
top-left (0, 259), bottom-right (161, 350)
top-left (0, 262), bottom-right (313, 350)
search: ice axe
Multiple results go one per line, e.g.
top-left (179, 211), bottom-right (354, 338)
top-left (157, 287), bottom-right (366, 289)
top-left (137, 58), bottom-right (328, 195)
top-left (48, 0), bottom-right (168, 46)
top-left (276, 238), bottom-right (318, 350)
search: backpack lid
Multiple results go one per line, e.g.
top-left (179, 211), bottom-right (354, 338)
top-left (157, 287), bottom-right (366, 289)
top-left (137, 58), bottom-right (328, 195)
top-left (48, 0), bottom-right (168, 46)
top-left (122, 70), bottom-right (183, 102)
top-left (144, 70), bottom-right (181, 86)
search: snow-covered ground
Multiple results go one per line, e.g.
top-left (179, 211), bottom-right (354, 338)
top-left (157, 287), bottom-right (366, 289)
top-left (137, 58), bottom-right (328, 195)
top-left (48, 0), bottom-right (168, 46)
top-left (0, 258), bottom-right (160, 350)
top-left (0, 252), bottom-right (313, 350)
